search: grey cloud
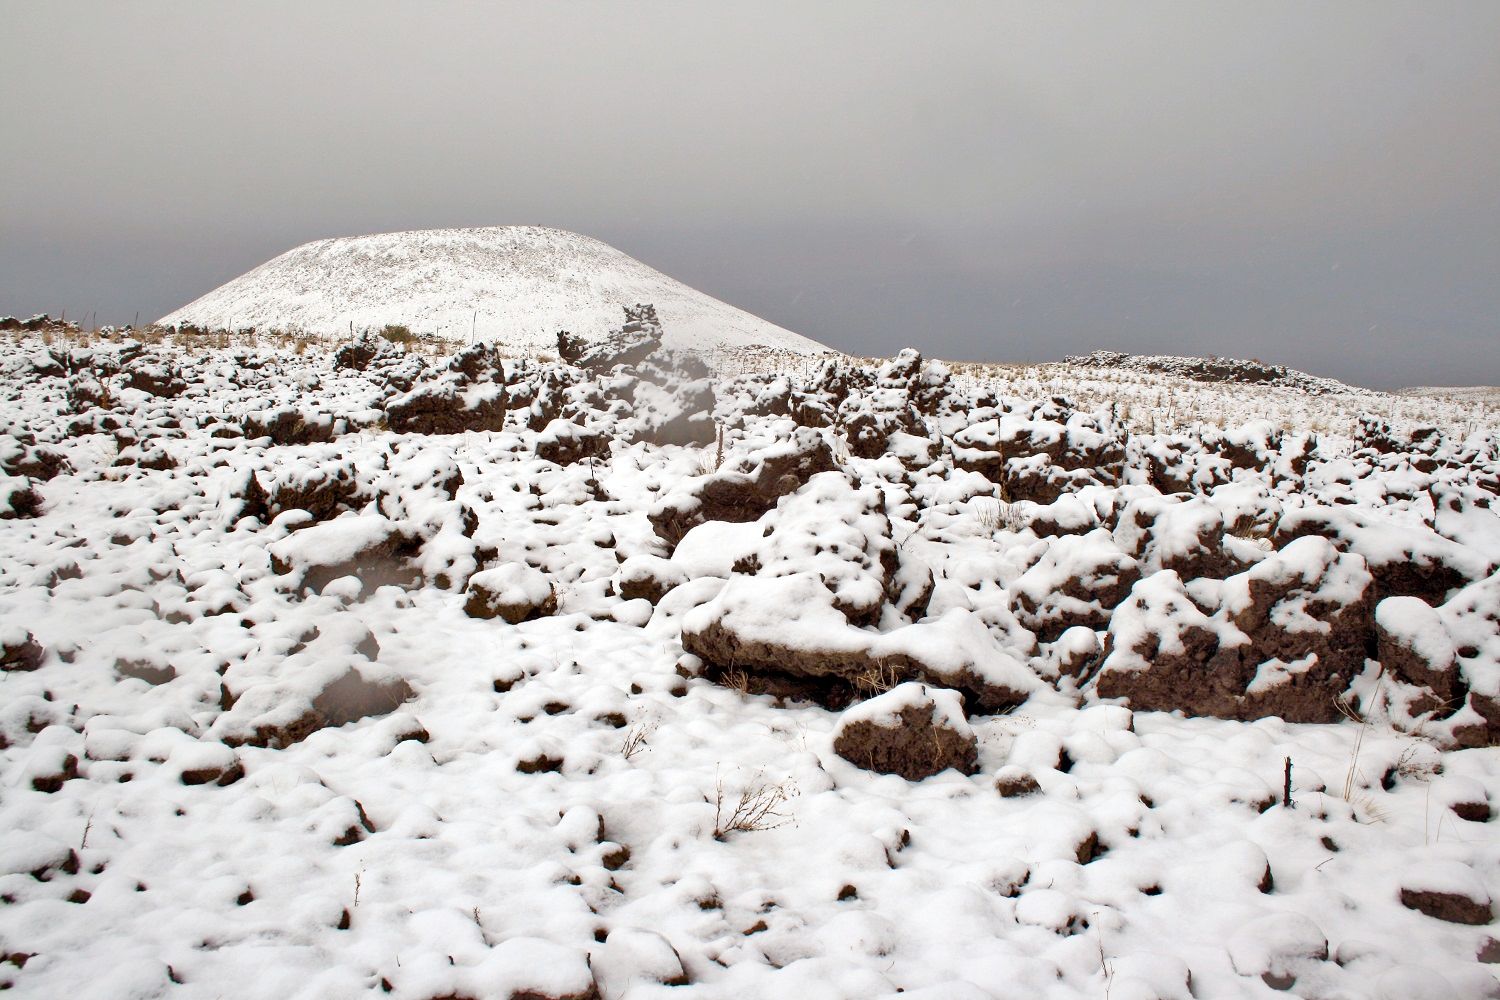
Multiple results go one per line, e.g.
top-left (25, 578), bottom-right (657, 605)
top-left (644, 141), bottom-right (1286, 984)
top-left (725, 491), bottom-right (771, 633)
top-left (2, 1), bottom-right (1497, 388)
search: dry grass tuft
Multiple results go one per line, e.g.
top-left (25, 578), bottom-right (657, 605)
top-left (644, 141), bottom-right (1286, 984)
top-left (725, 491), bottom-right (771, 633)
top-left (713, 770), bottom-right (796, 840)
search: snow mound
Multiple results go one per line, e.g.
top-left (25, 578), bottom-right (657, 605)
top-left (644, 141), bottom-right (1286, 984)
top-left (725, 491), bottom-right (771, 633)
top-left (158, 225), bottom-right (836, 358)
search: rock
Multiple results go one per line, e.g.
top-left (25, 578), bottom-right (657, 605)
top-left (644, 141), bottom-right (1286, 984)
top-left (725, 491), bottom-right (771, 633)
top-left (1376, 596), bottom-right (1463, 706)
top-left (1, 630), bottom-right (44, 672)
top-left (832, 683), bottom-right (979, 780)
top-left (682, 573), bottom-right (1041, 713)
top-left (180, 761), bottom-right (245, 787)
top-left (1096, 537), bottom-right (1375, 723)
top-left (534, 418), bottom-right (608, 466)
top-left (1114, 495), bottom-right (1240, 580)
top-left (385, 375), bottom-right (506, 435)
top-left (311, 670), bottom-right (415, 727)
top-left (332, 331), bottom-right (389, 372)
top-left (1274, 504), bottom-right (1484, 605)
top-left (123, 362), bottom-right (186, 398)
top-left (251, 461), bottom-right (365, 525)
top-left (115, 658), bottom-right (176, 685)
top-left (0, 478), bottom-right (41, 520)
top-left (648, 426), bottom-right (838, 548)
top-left (30, 752), bottom-right (80, 793)
top-left (1400, 887), bottom-right (1493, 925)
top-left (557, 303), bottom-right (663, 373)
top-left (1227, 912), bottom-right (1329, 989)
top-left (994, 765), bottom-right (1040, 797)
top-left (177, 742), bottom-right (246, 787)
top-left (517, 753), bottom-right (564, 774)
top-left (484, 937), bottom-right (599, 999)
top-left (1399, 861), bottom-right (1493, 924)
top-left (612, 555), bottom-right (687, 604)
top-left (224, 709), bottom-right (327, 751)
top-left (465, 563), bottom-right (557, 624)
top-left (243, 407), bottom-right (337, 445)
top-left (1219, 537), bottom-right (1374, 706)
top-left (593, 928), bottom-right (688, 996)
top-left (0, 441), bottom-right (70, 481)
top-left (1094, 570), bottom-right (1250, 715)
top-left (1011, 529), bottom-right (1141, 642)
top-left (223, 670), bottom-right (414, 750)
top-left (1052, 626), bottom-right (1103, 679)
top-left (268, 516), bottom-right (424, 594)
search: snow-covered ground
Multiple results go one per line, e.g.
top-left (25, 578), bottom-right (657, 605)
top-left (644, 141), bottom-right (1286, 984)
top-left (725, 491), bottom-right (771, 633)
top-left (2, 328), bottom-right (1498, 999)
top-left (156, 227), bottom-right (835, 359)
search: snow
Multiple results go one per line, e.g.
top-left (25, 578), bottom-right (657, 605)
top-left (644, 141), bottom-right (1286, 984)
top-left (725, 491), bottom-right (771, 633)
top-left (1377, 595), bottom-right (1457, 671)
top-left (1400, 859), bottom-right (1492, 902)
top-left (158, 226), bottom-right (836, 359)
top-left (0, 328), bottom-right (1497, 999)
top-left (835, 682), bottom-right (969, 732)
top-left (468, 561), bottom-right (553, 609)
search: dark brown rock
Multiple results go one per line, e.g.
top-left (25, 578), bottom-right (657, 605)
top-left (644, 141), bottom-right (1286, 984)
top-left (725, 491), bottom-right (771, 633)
top-left (832, 685), bottom-right (979, 780)
top-left (464, 567), bottom-right (557, 624)
top-left (1, 633), bottom-right (44, 672)
top-left (385, 381), bottom-right (506, 435)
top-left (181, 760), bottom-right (244, 787)
top-left (557, 304), bottom-right (663, 373)
top-left (31, 754), bottom-right (79, 793)
top-left (649, 427), bottom-right (837, 548)
top-left (244, 408), bottom-right (337, 446)
top-left (994, 767), bottom-right (1041, 797)
top-left (1400, 887), bottom-right (1492, 925)
top-left (1375, 597), bottom-right (1464, 708)
top-left (535, 420), bottom-right (608, 466)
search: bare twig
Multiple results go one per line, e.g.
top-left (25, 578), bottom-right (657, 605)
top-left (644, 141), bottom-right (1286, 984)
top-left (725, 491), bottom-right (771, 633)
top-left (713, 770), bottom-right (795, 840)
top-left (621, 720), bottom-right (656, 761)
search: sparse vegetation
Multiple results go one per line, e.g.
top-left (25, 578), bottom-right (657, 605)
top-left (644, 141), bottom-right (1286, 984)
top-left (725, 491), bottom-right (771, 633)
top-left (620, 720), bottom-right (656, 761)
top-left (712, 770), bottom-right (796, 840)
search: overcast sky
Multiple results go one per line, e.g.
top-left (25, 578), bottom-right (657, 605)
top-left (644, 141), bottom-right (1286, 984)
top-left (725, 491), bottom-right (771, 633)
top-left (3, 2), bottom-right (1498, 388)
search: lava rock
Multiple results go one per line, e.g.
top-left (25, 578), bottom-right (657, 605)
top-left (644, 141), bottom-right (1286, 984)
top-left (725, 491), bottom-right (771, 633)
top-left (833, 683), bottom-right (979, 780)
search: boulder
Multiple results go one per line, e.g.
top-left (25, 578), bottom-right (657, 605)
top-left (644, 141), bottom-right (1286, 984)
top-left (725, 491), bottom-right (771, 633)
top-left (682, 573), bottom-right (1041, 712)
top-left (1, 629), bottom-right (44, 672)
top-left (1375, 596), bottom-right (1463, 707)
top-left (465, 563), bottom-right (557, 624)
top-left (385, 379), bottom-right (507, 435)
top-left (1399, 862), bottom-right (1493, 924)
top-left (648, 427), bottom-right (837, 548)
top-left (833, 683), bottom-right (979, 780)
top-left (612, 555), bottom-right (687, 605)
top-left (1096, 538), bottom-right (1376, 723)
top-left (534, 418), bottom-right (607, 466)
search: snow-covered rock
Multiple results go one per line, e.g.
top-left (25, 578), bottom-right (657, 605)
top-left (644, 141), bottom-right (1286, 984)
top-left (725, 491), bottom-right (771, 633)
top-left (832, 683), bottom-right (978, 780)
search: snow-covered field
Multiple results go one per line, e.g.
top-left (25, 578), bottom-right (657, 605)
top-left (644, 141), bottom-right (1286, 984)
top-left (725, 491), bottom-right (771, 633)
top-left (157, 227), bottom-right (834, 359)
top-left (2, 326), bottom-right (1499, 999)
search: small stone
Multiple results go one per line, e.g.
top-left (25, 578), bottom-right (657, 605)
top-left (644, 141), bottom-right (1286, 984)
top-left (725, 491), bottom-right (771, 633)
top-left (994, 765), bottom-right (1041, 798)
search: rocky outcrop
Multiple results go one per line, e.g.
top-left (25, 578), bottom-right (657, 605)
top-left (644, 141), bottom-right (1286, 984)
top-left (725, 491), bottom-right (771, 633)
top-left (1094, 537), bottom-right (1375, 722)
top-left (648, 427), bottom-right (838, 548)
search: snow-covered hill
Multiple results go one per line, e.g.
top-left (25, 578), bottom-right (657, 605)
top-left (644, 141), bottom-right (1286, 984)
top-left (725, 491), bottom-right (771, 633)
top-left (159, 226), bottom-right (835, 357)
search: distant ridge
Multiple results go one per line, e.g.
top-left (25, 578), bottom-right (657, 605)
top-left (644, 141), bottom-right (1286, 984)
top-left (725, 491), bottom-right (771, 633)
top-left (1063, 349), bottom-right (1362, 395)
top-left (159, 226), bottom-right (834, 357)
